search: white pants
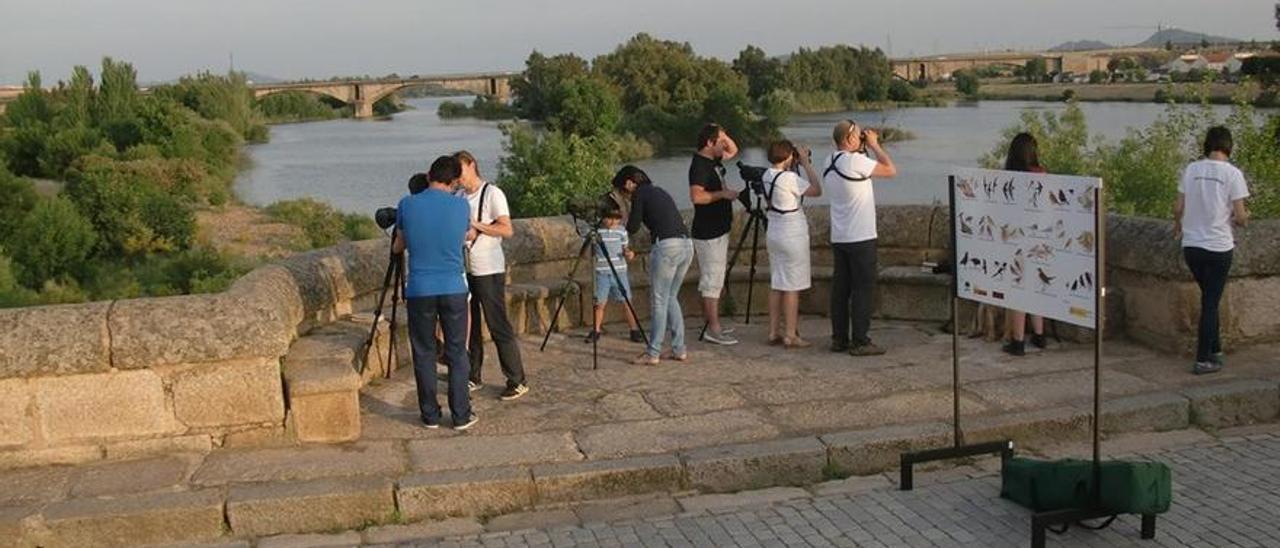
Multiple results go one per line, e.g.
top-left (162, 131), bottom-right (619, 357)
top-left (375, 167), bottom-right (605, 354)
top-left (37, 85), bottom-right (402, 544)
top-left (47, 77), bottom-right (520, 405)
top-left (693, 234), bottom-right (729, 298)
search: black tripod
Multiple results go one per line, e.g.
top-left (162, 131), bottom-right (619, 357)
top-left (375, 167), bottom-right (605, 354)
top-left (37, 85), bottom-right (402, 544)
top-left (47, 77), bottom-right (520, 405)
top-left (700, 191), bottom-right (768, 341)
top-left (357, 242), bottom-right (405, 379)
top-left (539, 215), bottom-right (648, 370)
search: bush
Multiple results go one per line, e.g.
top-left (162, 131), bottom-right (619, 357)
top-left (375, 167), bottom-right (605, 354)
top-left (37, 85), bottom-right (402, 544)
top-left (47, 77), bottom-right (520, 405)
top-left (953, 70), bottom-right (981, 97)
top-left (9, 196), bottom-right (97, 287)
top-left (65, 155), bottom-right (197, 255)
top-left (1061, 89), bottom-right (1077, 102)
top-left (888, 79), bottom-right (918, 102)
top-left (257, 91), bottom-right (341, 123)
top-left (547, 78), bottom-right (622, 137)
top-left (438, 95), bottom-right (518, 120)
top-left (0, 167), bottom-right (39, 247)
top-left (266, 198), bottom-right (379, 249)
top-left (496, 124), bottom-right (619, 218)
top-left (1089, 70), bottom-right (1109, 84)
top-left (981, 101), bottom-right (1092, 176)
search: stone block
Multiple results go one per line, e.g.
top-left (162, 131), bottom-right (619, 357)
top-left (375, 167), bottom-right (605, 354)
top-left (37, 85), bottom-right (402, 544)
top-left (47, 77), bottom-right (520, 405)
top-left (0, 507), bottom-right (40, 548)
top-left (821, 422), bottom-right (954, 476)
top-left (407, 431), bottom-right (581, 472)
top-left (0, 301), bottom-right (110, 378)
top-left (531, 455), bottom-right (684, 504)
top-left (0, 445), bottom-right (101, 470)
top-left (42, 489), bottom-right (224, 547)
top-left (677, 487), bottom-right (809, 514)
top-left (192, 441), bottom-right (403, 485)
top-left (396, 466), bottom-right (535, 520)
top-left (35, 369), bottom-right (182, 443)
top-left (681, 437), bottom-right (826, 493)
top-left (1099, 392), bottom-right (1190, 433)
top-left (110, 292), bottom-right (294, 370)
top-left (226, 477), bottom-right (394, 537)
top-left (170, 359), bottom-right (285, 428)
top-left (964, 407), bottom-right (1091, 447)
top-left (484, 509), bottom-right (580, 532)
top-left (810, 474), bottom-right (894, 497)
top-left (0, 378), bottom-right (32, 447)
top-left (362, 518), bottom-right (484, 544)
top-left (572, 495), bottom-right (682, 524)
top-left (1182, 380), bottom-right (1280, 428)
top-left (104, 434), bottom-right (213, 460)
top-left (573, 409), bottom-right (779, 459)
top-left (256, 532), bottom-right (362, 548)
top-left (874, 267), bottom-right (951, 322)
top-left (287, 390), bottom-right (361, 443)
top-left (0, 465), bottom-right (72, 506)
top-left (69, 455), bottom-right (195, 498)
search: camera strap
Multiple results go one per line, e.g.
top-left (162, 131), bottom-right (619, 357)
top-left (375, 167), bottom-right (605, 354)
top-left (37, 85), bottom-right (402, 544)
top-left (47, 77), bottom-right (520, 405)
top-left (765, 171), bottom-right (800, 215)
top-left (824, 152), bottom-right (870, 182)
top-left (467, 183), bottom-right (491, 251)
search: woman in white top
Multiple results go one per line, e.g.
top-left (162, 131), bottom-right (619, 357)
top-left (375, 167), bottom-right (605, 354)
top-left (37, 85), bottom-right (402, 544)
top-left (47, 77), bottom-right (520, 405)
top-left (764, 140), bottom-right (822, 348)
top-left (1173, 126), bottom-right (1250, 376)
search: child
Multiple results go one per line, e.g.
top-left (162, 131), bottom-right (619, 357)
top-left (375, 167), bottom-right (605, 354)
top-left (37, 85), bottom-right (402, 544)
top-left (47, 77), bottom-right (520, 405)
top-left (586, 208), bottom-right (643, 343)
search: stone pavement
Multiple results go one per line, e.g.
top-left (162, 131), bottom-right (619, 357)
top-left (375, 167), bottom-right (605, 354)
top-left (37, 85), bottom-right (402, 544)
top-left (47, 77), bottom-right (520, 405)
top-left (376, 426), bottom-right (1280, 547)
top-left (4, 317), bottom-right (1280, 546)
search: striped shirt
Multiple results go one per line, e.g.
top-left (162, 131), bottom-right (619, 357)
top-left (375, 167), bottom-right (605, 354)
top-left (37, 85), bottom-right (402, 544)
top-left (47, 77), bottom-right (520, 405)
top-left (594, 228), bottom-right (628, 272)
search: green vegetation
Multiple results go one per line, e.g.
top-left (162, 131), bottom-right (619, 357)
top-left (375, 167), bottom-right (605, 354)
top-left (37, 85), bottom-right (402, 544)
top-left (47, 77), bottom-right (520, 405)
top-left (953, 70), bottom-right (981, 97)
top-left (258, 91), bottom-right (343, 123)
top-left (266, 198), bottom-right (380, 249)
top-left (438, 95), bottom-right (518, 120)
top-left (495, 124), bottom-right (619, 218)
top-left (981, 96), bottom-right (1280, 219)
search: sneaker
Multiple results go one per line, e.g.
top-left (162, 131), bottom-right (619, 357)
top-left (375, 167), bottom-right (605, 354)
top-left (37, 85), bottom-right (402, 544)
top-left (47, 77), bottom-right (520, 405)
top-left (661, 351), bottom-right (689, 362)
top-left (1210, 352), bottom-right (1226, 366)
top-left (849, 342), bottom-right (887, 356)
top-left (468, 381), bottom-right (482, 393)
top-left (422, 417), bottom-right (441, 429)
top-left (1002, 339), bottom-right (1026, 357)
top-left (500, 383), bottom-right (530, 401)
top-left (584, 330), bottom-right (601, 344)
top-left (1030, 333), bottom-right (1047, 349)
top-left (721, 326), bottom-right (736, 335)
top-left (632, 353), bottom-right (660, 366)
top-left (1192, 361), bottom-right (1222, 375)
top-left (453, 414), bottom-right (479, 431)
top-left (703, 331), bottom-right (739, 346)
top-left (830, 341), bottom-right (849, 353)
top-left (629, 330), bottom-right (645, 343)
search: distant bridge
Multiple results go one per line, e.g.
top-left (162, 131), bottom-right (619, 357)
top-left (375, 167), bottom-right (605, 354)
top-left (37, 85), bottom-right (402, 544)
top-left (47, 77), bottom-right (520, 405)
top-left (890, 49), bottom-right (1156, 81)
top-left (251, 72), bottom-right (518, 118)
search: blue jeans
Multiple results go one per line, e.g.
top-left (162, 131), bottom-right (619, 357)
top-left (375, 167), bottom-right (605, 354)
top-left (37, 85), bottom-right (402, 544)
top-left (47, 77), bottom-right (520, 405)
top-left (407, 293), bottom-right (471, 423)
top-left (646, 238), bottom-right (693, 357)
top-left (594, 268), bottom-right (632, 304)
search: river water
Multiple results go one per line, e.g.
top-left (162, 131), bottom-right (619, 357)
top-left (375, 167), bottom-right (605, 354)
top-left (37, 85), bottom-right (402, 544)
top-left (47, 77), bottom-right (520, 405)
top-left (235, 97), bottom-right (1236, 215)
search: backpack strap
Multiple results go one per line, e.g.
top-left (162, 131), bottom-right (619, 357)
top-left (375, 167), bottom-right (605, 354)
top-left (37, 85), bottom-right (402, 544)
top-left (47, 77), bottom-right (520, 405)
top-left (467, 183), bottom-right (491, 251)
top-left (765, 171), bottom-right (800, 215)
top-left (824, 152), bottom-right (871, 182)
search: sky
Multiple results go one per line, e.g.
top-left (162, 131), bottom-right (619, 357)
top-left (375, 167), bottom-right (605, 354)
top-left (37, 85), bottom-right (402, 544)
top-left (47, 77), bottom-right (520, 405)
top-left (1, 0), bottom-right (1275, 85)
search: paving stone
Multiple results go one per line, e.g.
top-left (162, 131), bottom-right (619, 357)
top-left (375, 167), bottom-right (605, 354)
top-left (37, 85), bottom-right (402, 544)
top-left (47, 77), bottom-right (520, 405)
top-left (191, 440), bottom-right (404, 485)
top-left (69, 455), bottom-right (195, 498)
top-left (103, 434), bottom-right (213, 460)
top-left (572, 495), bottom-right (682, 524)
top-left (965, 370), bottom-right (1159, 410)
top-left (397, 466), bottom-right (535, 520)
top-left (226, 477), bottom-right (395, 537)
top-left (408, 431), bottom-right (582, 472)
top-left (0, 507), bottom-right (38, 547)
top-left (681, 437), bottom-right (827, 493)
top-left (642, 385), bottom-right (750, 416)
top-left (363, 518), bottom-right (485, 544)
top-left (677, 487), bottom-right (810, 514)
top-left (1099, 392), bottom-right (1191, 433)
top-left (42, 489), bottom-right (224, 547)
top-left (573, 409), bottom-right (779, 459)
top-left (0, 465), bottom-right (73, 506)
top-left (765, 390), bottom-right (989, 434)
top-left (140, 542), bottom-right (250, 548)
top-left (532, 455), bottom-right (685, 504)
top-left (485, 509), bottom-right (580, 532)
top-left (821, 422), bottom-right (954, 476)
top-left (1181, 380), bottom-right (1280, 428)
top-left (963, 406), bottom-right (1091, 447)
top-left (256, 532), bottom-right (362, 548)
top-left (809, 474), bottom-right (894, 497)
top-left (0, 445), bottom-right (102, 470)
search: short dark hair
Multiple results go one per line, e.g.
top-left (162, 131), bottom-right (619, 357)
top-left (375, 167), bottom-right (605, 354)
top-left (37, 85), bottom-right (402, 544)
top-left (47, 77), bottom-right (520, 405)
top-left (767, 140), bottom-right (797, 164)
top-left (1203, 126), bottom-right (1233, 157)
top-left (612, 165), bottom-right (651, 189)
top-left (696, 123), bottom-right (723, 150)
top-left (1004, 132), bottom-right (1042, 173)
top-left (408, 173), bottom-right (429, 194)
top-left (602, 202), bottom-right (624, 220)
top-left (428, 155), bottom-right (462, 184)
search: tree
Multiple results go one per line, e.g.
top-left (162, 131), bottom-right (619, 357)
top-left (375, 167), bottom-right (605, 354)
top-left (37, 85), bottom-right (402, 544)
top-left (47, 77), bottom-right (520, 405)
top-left (1089, 70), bottom-right (1109, 84)
top-left (510, 51), bottom-right (590, 120)
top-left (1023, 58), bottom-right (1048, 83)
top-left (953, 69), bottom-right (980, 97)
top-left (546, 77), bottom-right (623, 137)
top-left (888, 79), bottom-right (917, 102)
top-left (9, 196), bottom-right (97, 288)
top-left (496, 125), bottom-right (619, 218)
top-left (733, 45), bottom-right (784, 101)
top-left (0, 166), bottom-right (38, 246)
top-left (1165, 40), bottom-right (1175, 52)
top-left (1200, 38), bottom-right (1210, 49)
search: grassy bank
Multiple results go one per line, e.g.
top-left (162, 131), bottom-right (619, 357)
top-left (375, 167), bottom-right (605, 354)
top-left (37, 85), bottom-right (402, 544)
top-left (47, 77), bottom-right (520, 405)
top-left (974, 82), bottom-right (1254, 104)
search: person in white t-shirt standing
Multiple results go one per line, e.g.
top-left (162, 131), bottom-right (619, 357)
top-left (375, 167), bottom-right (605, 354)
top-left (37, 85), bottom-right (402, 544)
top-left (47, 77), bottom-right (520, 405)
top-left (822, 120), bottom-right (898, 356)
top-left (1173, 127), bottom-right (1250, 376)
top-left (454, 151), bottom-right (528, 401)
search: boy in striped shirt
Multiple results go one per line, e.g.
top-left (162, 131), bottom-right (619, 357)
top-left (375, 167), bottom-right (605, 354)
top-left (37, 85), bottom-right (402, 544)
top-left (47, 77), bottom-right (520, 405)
top-left (586, 207), bottom-right (643, 343)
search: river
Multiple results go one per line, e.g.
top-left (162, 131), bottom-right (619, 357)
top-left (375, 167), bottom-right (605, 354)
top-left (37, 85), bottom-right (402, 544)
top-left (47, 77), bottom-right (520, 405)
top-left (235, 97), bottom-right (1237, 216)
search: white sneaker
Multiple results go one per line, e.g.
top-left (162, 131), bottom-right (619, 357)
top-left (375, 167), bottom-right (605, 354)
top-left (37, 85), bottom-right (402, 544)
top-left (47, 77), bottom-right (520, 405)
top-left (704, 331), bottom-right (739, 346)
top-left (468, 381), bottom-right (482, 393)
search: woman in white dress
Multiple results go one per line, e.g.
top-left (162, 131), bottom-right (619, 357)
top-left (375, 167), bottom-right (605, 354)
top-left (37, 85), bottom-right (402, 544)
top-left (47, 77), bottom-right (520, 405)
top-left (764, 140), bottom-right (822, 348)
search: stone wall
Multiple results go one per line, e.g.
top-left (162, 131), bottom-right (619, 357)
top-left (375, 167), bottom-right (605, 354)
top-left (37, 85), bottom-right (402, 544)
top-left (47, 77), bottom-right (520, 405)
top-left (1, 206), bottom-right (1275, 464)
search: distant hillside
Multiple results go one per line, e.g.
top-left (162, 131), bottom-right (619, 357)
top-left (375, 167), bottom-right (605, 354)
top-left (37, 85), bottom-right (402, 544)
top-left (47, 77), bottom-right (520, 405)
top-left (1137, 28), bottom-right (1241, 47)
top-left (1049, 40), bottom-right (1113, 52)
top-left (242, 71), bottom-right (284, 85)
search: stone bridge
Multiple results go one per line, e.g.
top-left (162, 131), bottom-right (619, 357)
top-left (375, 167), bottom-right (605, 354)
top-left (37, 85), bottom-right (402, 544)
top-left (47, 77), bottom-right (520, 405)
top-left (251, 72), bottom-right (518, 118)
top-left (891, 50), bottom-right (1148, 81)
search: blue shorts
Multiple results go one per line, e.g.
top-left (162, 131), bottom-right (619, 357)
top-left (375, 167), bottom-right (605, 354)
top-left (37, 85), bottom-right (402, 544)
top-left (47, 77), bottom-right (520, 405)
top-left (593, 269), bottom-right (632, 304)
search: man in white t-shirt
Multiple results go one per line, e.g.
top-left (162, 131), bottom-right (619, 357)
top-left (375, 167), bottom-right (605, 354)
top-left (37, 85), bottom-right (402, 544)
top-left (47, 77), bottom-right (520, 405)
top-left (1173, 126), bottom-right (1250, 376)
top-left (822, 120), bottom-right (898, 356)
top-left (454, 151), bottom-right (528, 401)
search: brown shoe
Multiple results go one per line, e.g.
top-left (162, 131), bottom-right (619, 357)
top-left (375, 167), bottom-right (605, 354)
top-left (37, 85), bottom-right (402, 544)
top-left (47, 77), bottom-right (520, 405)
top-left (849, 342), bottom-right (887, 356)
top-left (767, 335), bottom-right (784, 346)
top-left (783, 337), bottom-right (811, 349)
top-left (660, 351), bottom-right (689, 362)
top-left (632, 353), bottom-right (660, 366)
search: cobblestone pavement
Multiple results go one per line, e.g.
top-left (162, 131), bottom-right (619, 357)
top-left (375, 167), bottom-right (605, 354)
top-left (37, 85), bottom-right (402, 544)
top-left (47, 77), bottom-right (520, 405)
top-left (416, 430), bottom-right (1280, 548)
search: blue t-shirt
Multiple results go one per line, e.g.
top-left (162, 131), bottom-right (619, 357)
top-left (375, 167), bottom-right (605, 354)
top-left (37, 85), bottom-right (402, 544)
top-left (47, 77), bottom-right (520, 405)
top-left (397, 189), bottom-right (470, 297)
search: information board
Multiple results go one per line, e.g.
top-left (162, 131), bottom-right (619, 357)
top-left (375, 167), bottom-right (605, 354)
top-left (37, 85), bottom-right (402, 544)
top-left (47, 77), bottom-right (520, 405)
top-left (951, 168), bottom-right (1103, 329)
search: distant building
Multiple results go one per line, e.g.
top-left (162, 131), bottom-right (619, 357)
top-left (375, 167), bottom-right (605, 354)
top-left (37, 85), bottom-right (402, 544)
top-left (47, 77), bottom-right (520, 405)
top-left (1166, 52), bottom-right (1255, 74)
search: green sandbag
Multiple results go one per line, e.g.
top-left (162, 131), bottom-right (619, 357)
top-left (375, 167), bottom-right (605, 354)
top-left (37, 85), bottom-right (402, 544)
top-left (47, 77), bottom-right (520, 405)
top-left (1001, 457), bottom-right (1093, 512)
top-left (1098, 460), bottom-right (1172, 515)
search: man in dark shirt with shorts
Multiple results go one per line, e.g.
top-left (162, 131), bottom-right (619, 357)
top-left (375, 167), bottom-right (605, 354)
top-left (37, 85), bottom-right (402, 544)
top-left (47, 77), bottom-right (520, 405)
top-left (688, 123), bottom-right (741, 346)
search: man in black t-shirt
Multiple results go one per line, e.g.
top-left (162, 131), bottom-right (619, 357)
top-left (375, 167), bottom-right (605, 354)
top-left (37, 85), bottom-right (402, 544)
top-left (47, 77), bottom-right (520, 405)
top-left (688, 123), bottom-right (741, 345)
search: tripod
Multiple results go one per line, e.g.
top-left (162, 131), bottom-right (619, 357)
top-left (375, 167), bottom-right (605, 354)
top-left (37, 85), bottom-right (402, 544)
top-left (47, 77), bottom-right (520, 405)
top-left (539, 215), bottom-right (649, 370)
top-left (357, 241), bottom-right (405, 379)
top-left (700, 192), bottom-right (768, 341)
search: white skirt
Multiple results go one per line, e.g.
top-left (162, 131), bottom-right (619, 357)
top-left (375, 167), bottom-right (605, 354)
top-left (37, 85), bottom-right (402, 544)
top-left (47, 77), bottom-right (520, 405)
top-left (766, 213), bottom-right (811, 291)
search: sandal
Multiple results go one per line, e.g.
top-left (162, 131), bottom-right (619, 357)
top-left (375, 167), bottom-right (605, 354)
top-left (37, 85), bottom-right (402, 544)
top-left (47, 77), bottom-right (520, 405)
top-left (783, 337), bottom-right (811, 349)
top-left (768, 335), bottom-right (784, 346)
top-left (631, 353), bottom-right (660, 366)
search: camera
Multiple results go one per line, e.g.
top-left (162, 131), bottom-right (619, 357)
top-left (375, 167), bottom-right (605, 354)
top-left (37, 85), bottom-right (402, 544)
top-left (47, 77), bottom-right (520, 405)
top-left (735, 161), bottom-right (768, 210)
top-left (567, 193), bottom-right (620, 226)
top-left (375, 207), bottom-right (398, 230)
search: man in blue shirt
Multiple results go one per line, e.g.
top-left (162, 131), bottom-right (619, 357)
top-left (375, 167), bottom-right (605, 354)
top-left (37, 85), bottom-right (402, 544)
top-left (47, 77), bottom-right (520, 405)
top-left (393, 156), bottom-right (477, 430)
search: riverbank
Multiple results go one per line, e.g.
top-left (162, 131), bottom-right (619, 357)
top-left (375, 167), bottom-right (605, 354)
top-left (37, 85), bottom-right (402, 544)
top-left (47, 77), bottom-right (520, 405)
top-left (973, 82), bottom-right (1252, 104)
